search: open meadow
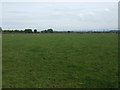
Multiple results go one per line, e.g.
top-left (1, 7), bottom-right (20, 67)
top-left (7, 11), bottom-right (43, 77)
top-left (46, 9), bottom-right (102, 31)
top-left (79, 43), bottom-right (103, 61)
top-left (2, 33), bottom-right (118, 88)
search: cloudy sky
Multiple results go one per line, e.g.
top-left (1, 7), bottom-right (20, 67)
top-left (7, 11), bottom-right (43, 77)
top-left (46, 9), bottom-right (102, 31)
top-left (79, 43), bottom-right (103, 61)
top-left (2, 2), bottom-right (118, 31)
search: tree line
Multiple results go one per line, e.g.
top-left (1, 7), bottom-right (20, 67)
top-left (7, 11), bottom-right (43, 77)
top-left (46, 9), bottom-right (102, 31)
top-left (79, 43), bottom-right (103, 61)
top-left (1, 27), bottom-right (119, 34)
top-left (2, 29), bottom-right (54, 33)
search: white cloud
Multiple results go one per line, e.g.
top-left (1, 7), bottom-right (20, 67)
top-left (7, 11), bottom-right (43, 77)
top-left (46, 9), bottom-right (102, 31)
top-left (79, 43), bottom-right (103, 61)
top-left (77, 13), bottom-right (84, 17)
top-left (104, 8), bottom-right (110, 12)
top-left (52, 11), bottom-right (62, 15)
top-left (88, 11), bottom-right (96, 16)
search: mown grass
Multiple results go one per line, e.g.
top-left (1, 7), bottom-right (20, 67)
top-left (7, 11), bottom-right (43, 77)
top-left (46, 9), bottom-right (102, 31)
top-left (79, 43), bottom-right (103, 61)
top-left (2, 33), bottom-right (118, 88)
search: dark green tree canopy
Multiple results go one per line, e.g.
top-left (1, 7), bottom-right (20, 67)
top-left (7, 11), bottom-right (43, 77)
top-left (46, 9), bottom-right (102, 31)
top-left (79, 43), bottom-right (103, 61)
top-left (41, 29), bottom-right (53, 33)
top-left (24, 29), bottom-right (33, 33)
top-left (34, 29), bottom-right (37, 33)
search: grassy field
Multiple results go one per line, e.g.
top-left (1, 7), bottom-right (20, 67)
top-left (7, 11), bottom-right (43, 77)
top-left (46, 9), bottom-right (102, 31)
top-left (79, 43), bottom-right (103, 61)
top-left (2, 33), bottom-right (118, 88)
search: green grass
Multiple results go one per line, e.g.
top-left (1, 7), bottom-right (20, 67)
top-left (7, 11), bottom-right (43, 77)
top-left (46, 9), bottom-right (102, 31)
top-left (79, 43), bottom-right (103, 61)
top-left (2, 33), bottom-right (118, 88)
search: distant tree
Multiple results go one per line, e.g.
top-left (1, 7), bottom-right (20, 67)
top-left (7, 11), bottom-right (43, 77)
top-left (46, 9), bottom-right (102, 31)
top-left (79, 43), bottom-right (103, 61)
top-left (47, 29), bottom-right (53, 33)
top-left (41, 31), bottom-right (44, 33)
top-left (0, 27), bottom-right (2, 33)
top-left (34, 29), bottom-right (37, 33)
top-left (14, 30), bottom-right (19, 33)
top-left (68, 31), bottom-right (70, 33)
top-left (41, 29), bottom-right (54, 33)
top-left (24, 29), bottom-right (32, 33)
top-left (20, 30), bottom-right (24, 33)
top-left (44, 30), bottom-right (47, 33)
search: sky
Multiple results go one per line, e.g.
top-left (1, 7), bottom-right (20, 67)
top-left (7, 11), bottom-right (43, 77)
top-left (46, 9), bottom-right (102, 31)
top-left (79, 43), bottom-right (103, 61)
top-left (1, 0), bottom-right (119, 2)
top-left (1, 1), bottom-right (118, 31)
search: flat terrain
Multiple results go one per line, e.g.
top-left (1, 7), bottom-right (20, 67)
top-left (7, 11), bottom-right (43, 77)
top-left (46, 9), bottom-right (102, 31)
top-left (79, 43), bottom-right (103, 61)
top-left (2, 33), bottom-right (118, 88)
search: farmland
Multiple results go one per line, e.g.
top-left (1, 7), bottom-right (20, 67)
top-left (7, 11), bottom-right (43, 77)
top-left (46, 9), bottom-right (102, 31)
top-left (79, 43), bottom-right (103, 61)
top-left (2, 33), bottom-right (118, 88)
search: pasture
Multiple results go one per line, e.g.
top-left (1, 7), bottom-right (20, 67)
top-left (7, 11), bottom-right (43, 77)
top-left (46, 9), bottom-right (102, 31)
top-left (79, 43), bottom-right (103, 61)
top-left (2, 33), bottom-right (118, 88)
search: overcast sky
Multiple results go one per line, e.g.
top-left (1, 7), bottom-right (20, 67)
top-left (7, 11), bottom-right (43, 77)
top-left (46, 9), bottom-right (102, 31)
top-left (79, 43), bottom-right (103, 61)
top-left (2, 2), bottom-right (118, 31)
